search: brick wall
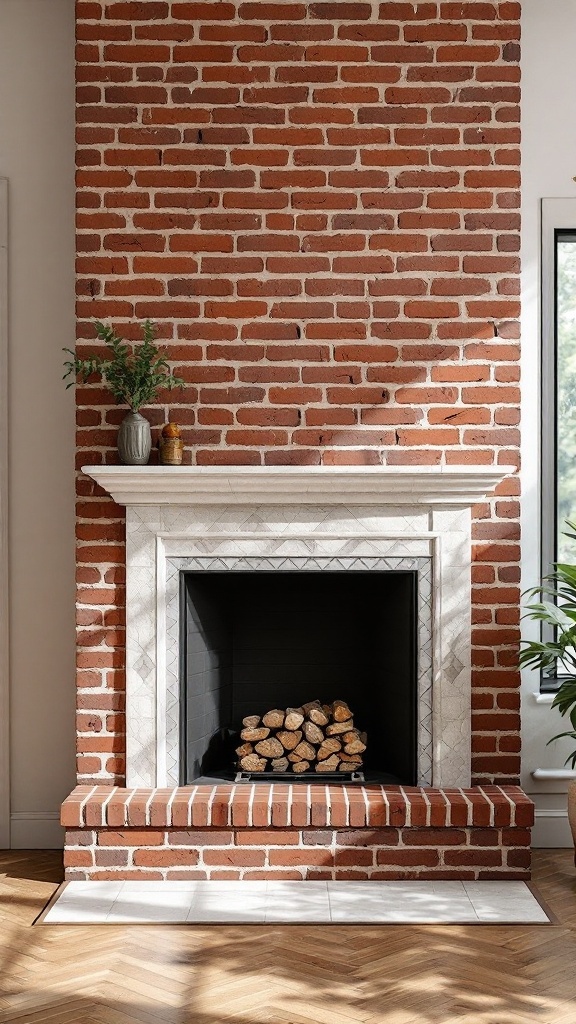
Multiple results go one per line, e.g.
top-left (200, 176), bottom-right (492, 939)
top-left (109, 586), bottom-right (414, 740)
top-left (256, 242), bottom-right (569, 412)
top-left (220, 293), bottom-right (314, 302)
top-left (75, 0), bottom-right (521, 787)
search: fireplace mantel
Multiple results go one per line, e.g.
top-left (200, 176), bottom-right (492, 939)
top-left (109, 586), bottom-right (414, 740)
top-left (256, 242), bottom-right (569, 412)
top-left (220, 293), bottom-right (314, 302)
top-left (83, 464), bottom-right (515, 507)
top-left (80, 461), bottom-right (516, 791)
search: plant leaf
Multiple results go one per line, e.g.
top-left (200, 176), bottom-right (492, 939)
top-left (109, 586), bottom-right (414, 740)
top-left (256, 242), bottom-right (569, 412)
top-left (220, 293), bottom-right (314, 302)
top-left (62, 320), bottom-right (184, 411)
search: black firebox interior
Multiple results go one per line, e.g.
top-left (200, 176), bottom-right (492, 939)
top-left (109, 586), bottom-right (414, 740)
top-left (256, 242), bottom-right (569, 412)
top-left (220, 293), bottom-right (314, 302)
top-left (180, 570), bottom-right (418, 785)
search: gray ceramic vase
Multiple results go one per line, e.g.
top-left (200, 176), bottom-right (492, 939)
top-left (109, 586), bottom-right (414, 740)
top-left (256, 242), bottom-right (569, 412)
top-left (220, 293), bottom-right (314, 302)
top-left (117, 410), bottom-right (152, 466)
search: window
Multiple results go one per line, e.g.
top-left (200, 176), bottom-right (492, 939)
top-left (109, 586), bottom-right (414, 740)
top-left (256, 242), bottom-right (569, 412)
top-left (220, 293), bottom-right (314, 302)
top-left (541, 201), bottom-right (576, 688)
top-left (555, 235), bottom-right (576, 564)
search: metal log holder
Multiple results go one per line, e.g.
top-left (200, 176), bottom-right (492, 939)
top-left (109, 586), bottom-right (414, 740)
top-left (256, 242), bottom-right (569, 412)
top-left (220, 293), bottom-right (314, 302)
top-left (235, 771), bottom-right (365, 783)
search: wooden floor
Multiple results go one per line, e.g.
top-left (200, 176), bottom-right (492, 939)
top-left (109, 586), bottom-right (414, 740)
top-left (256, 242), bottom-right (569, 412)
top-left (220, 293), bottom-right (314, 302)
top-left (0, 851), bottom-right (575, 1023)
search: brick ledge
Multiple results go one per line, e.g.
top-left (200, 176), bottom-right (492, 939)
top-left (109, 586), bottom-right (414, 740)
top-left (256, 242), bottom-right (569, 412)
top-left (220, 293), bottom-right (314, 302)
top-left (62, 784), bottom-right (534, 830)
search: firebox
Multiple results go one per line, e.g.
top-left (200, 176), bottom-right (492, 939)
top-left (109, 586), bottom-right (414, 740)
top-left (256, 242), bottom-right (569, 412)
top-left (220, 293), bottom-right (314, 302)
top-left (180, 570), bottom-right (418, 785)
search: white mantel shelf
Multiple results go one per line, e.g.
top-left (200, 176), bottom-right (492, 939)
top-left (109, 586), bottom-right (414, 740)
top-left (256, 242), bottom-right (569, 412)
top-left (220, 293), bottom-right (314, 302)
top-left (83, 464), bottom-right (515, 507)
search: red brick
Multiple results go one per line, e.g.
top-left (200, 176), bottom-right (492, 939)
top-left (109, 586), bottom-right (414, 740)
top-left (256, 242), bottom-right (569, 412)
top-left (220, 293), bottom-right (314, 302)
top-left (506, 848), bottom-right (531, 868)
top-left (377, 849), bottom-right (440, 867)
top-left (133, 849), bottom-right (200, 867)
top-left (64, 849), bottom-right (94, 867)
top-left (335, 849), bottom-right (373, 866)
top-left (98, 830), bottom-right (164, 846)
top-left (95, 849), bottom-right (130, 866)
top-left (236, 830), bottom-right (299, 846)
top-left (404, 828), bottom-right (467, 846)
top-left (268, 848), bottom-right (331, 866)
top-left (444, 849), bottom-right (503, 867)
top-left (203, 849), bottom-right (266, 867)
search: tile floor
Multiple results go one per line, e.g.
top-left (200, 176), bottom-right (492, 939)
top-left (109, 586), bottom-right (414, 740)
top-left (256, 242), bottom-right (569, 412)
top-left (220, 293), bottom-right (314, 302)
top-left (41, 880), bottom-right (550, 925)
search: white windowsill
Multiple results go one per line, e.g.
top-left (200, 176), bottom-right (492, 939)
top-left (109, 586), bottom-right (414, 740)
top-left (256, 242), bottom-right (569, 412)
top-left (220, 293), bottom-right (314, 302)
top-left (531, 768), bottom-right (576, 780)
top-left (532, 692), bottom-right (555, 705)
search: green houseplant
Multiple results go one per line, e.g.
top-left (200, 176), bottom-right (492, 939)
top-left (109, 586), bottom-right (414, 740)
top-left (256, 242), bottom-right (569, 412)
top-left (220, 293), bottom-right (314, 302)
top-left (520, 520), bottom-right (576, 860)
top-left (64, 320), bottom-right (184, 465)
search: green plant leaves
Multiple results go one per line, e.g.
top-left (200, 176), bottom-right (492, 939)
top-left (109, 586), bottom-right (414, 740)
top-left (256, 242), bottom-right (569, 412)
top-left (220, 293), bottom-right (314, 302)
top-left (62, 319), bottom-right (184, 411)
top-left (521, 530), bottom-right (576, 766)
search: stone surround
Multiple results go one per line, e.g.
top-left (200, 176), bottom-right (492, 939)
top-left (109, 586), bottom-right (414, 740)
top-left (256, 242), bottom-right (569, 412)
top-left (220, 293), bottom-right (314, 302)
top-left (85, 464), bottom-right (514, 790)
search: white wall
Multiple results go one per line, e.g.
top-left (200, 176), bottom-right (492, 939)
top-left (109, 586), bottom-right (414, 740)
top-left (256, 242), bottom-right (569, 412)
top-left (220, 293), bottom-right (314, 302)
top-left (0, 0), bottom-right (76, 848)
top-left (521, 0), bottom-right (576, 846)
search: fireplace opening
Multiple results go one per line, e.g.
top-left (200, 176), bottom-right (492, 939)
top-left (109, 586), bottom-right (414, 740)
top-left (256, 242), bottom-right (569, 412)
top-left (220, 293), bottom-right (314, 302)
top-left (180, 570), bottom-right (418, 785)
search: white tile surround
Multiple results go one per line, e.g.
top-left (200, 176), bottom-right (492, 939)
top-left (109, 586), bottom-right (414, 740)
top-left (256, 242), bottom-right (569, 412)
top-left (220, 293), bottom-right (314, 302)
top-left (165, 552), bottom-right (434, 787)
top-left (42, 880), bottom-right (549, 925)
top-left (84, 465), bottom-right (515, 791)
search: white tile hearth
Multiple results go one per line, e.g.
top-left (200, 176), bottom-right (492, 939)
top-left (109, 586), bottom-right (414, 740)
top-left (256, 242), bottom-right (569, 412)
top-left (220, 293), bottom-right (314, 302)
top-left (41, 881), bottom-right (550, 926)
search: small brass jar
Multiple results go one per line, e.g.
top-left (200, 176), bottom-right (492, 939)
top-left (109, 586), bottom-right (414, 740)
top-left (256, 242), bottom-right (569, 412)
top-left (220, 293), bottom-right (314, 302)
top-left (159, 423), bottom-right (184, 466)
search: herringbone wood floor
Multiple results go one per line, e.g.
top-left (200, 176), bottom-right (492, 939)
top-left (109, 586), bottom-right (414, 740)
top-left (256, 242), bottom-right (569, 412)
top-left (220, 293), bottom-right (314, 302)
top-left (0, 851), bottom-right (575, 1023)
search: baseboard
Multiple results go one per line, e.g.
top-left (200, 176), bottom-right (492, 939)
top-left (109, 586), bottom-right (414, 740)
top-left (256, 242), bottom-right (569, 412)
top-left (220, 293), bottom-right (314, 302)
top-left (532, 809), bottom-right (573, 848)
top-left (10, 812), bottom-right (64, 849)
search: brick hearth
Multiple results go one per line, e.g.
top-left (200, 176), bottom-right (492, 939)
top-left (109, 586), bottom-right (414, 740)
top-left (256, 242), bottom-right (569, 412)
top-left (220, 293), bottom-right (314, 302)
top-left (62, 784), bottom-right (533, 880)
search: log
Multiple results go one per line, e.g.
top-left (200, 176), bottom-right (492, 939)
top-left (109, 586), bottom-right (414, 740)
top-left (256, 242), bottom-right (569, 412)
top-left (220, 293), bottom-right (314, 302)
top-left (239, 753), bottom-right (267, 772)
top-left (339, 761), bottom-right (360, 772)
top-left (302, 720), bottom-right (324, 745)
top-left (338, 751), bottom-right (362, 764)
top-left (344, 738), bottom-right (367, 755)
top-left (240, 726), bottom-right (270, 742)
top-left (315, 753), bottom-right (340, 772)
top-left (242, 714), bottom-right (261, 729)
top-left (255, 736), bottom-right (285, 759)
top-left (287, 750), bottom-right (304, 763)
top-left (302, 700), bottom-right (329, 726)
top-left (235, 742), bottom-right (254, 758)
top-left (332, 700), bottom-right (352, 722)
top-left (285, 708), bottom-right (305, 731)
top-left (317, 737), bottom-right (342, 760)
top-left (293, 759), bottom-right (310, 773)
top-left (293, 740), bottom-right (316, 761)
top-left (326, 719), bottom-right (354, 736)
top-left (277, 729), bottom-right (302, 751)
top-left (271, 756), bottom-right (289, 773)
top-left (262, 708), bottom-right (285, 729)
top-left (309, 707), bottom-right (329, 727)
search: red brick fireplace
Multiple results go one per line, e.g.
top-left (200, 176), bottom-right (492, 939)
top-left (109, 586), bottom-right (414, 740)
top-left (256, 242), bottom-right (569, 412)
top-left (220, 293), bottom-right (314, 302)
top-left (66, 0), bottom-right (528, 879)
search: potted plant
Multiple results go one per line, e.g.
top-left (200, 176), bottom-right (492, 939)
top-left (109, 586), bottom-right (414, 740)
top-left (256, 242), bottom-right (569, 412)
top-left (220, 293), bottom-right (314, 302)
top-left (520, 522), bottom-right (576, 861)
top-left (64, 320), bottom-right (184, 465)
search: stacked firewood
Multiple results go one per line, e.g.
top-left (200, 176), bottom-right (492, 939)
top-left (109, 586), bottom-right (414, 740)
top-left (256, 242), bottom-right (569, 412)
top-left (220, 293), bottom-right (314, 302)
top-left (235, 700), bottom-right (367, 774)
